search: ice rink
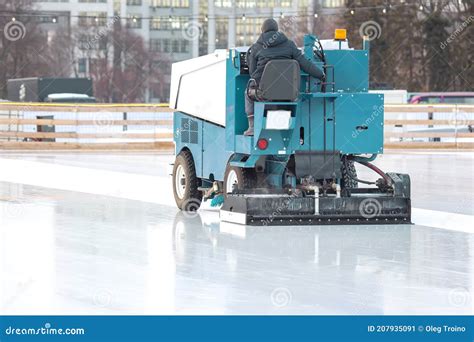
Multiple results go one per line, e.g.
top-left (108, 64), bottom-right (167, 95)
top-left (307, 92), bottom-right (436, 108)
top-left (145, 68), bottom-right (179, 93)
top-left (0, 151), bottom-right (473, 315)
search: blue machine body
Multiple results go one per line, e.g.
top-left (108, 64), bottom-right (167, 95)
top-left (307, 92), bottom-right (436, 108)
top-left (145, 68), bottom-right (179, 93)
top-left (173, 34), bottom-right (384, 185)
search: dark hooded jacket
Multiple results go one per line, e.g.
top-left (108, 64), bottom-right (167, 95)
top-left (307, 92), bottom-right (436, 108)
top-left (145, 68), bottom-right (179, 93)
top-left (246, 31), bottom-right (324, 84)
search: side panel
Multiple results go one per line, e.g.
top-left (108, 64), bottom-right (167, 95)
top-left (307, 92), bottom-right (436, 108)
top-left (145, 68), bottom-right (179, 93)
top-left (296, 93), bottom-right (384, 155)
top-left (170, 51), bottom-right (227, 126)
top-left (335, 93), bottom-right (384, 154)
top-left (226, 49), bottom-right (250, 152)
top-left (229, 93), bottom-right (383, 157)
top-left (249, 102), bottom-right (298, 157)
top-left (202, 121), bottom-right (231, 181)
top-left (324, 50), bottom-right (369, 93)
top-left (307, 97), bottom-right (333, 154)
top-left (173, 111), bottom-right (204, 178)
top-left (174, 111), bottom-right (230, 181)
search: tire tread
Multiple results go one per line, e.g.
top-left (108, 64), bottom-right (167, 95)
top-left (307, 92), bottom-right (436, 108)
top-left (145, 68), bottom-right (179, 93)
top-left (173, 149), bottom-right (202, 210)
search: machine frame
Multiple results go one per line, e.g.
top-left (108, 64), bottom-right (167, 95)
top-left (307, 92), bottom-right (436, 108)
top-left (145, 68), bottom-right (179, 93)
top-left (171, 34), bottom-right (411, 225)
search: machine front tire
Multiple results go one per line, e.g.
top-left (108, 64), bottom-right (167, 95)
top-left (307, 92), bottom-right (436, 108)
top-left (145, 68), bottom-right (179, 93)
top-left (172, 150), bottom-right (202, 211)
top-left (224, 164), bottom-right (257, 195)
top-left (341, 158), bottom-right (358, 189)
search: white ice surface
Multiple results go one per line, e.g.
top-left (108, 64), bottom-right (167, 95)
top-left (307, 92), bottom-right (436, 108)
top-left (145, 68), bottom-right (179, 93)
top-left (0, 156), bottom-right (471, 233)
top-left (0, 153), bottom-right (472, 315)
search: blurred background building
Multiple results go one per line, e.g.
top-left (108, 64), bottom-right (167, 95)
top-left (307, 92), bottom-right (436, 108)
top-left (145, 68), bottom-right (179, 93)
top-left (30, 0), bottom-right (344, 101)
top-left (1, 0), bottom-right (471, 102)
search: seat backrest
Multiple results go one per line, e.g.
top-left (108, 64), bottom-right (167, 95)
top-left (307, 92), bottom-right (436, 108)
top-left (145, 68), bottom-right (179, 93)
top-left (259, 59), bottom-right (300, 101)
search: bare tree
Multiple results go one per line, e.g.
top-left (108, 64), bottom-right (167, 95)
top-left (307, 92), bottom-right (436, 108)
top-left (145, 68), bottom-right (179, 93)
top-left (71, 19), bottom-right (168, 103)
top-left (344, 0), bottom-right (472, 92)
top-left (442, 0), bottom-right (473, 91)
top-left (0, 0), bottom-right (50, 98)
top-left (46, 29), bottom-right (76, 78)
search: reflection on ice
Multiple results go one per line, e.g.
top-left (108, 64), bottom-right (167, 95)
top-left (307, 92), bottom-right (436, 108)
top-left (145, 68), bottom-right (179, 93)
top-left (171, 210), bottom-right (472, 315)
top-left (1, 181), bottom-right (472, 315)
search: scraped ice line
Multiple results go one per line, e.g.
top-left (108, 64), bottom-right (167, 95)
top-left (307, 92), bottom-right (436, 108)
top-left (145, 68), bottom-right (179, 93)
top-left (385, 151), bottom-right (474, 156)
top-left (0, 157), bottom-right (174, 206)
top-left (411, 208), bottom-right (473, 233)
top-left (0, 157), bottom-right (472, 233)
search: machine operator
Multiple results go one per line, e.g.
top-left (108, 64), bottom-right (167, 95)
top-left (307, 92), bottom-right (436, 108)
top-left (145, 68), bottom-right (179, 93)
top-left (244, 18), bottom-right (326, 136)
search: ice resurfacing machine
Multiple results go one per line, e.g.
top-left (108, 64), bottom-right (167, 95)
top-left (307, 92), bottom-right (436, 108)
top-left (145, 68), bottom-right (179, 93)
top-left (170, 32), bottom-right (411, 225)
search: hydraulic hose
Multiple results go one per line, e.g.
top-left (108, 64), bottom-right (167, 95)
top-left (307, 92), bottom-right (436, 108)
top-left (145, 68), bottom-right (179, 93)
top-left (313, 38), bottom-right (327, 93)
top-left (350, 154), bottom-right (378, 163)
top-left (357, 161), bottom-right (392, 186)
top-left (353, 177), bottom-right (376, 185)
top-left (341, 156), bottom-right (376, 185)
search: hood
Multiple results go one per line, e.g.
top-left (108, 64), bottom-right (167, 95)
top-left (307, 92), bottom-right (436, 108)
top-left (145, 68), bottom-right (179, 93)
top-left (257, 31), bottom-right (288, 48)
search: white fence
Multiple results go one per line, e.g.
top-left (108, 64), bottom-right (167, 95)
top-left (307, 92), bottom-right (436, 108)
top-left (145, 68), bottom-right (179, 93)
top-left (0, 103), bottom-right (473, 150)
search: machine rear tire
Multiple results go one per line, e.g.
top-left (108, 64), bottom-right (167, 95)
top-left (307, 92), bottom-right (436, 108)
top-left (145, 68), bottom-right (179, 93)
top-left (341, 158), bottom-right (358, 189)
top-left (172, 150), bottom-right (202, 211)
top-left (224, 164), bottom-right (257, 195)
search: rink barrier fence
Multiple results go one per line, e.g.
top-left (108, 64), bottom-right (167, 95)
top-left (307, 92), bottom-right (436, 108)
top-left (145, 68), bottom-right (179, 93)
top-left (0, 103), bottom-right (473, 151)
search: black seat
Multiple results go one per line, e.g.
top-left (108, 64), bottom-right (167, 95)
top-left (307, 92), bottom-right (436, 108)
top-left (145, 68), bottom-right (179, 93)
top-left (255, 59), bottom-right (300, 101)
